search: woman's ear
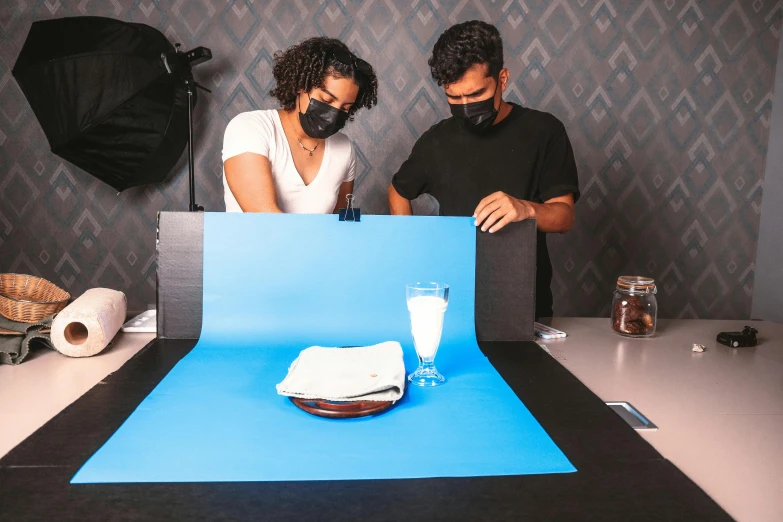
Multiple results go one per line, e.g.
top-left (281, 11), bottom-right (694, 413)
top-left (296, 90), bottom-right (308, 112)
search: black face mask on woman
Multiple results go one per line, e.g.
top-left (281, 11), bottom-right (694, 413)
top-left (298, 94), bottom-right (350, 139)
top-left (448, 79), bottom-right (499, 134)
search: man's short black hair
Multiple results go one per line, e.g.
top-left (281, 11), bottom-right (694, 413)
top-left (428, 21), bottom-right (504, 86)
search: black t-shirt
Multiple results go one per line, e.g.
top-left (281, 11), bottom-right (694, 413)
top-left (392, 103), bottom-right (580, 318)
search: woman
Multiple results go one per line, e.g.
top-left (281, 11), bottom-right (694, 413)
top-left (222, 37), bottom-right (378, 213)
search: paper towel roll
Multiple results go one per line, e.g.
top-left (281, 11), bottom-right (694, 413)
top-left (51, 288), bottom-right (127, 358)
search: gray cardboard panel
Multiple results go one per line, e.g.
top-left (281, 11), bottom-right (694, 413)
top-left (156, 212), bottom-right (203, 339)
top-left (476, 220), bottom-right (536, 341)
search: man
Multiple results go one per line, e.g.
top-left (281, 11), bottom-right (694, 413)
top-left (388, 21), bottom-right (579, 318)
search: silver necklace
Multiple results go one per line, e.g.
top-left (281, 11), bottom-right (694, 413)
top-left (296, 137), bottom-right (318, 156)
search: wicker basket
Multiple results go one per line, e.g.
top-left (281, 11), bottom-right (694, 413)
top-left (0, 273), bottom-right (71, 323)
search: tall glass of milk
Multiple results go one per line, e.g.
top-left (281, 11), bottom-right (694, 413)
top-left (406, 282), bottom-right (449, 387)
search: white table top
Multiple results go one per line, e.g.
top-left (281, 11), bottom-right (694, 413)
top-left (1, 319), bottom-right (781, 521)
top-left (547, 318), bottom-right (783, 522)
top-left (0, 331), bottom-right (154, 459)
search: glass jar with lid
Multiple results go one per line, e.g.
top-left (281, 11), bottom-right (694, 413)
top-left (611, 276), bottom-right (657, 337)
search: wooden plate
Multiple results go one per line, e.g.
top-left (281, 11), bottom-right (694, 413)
top-left (290, 397), bottom-right (396, 419)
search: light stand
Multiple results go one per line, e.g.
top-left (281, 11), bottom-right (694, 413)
top-left (185, 79), bottom-right (202, 211)
top-left (171, 45), bottom-right (212, 212)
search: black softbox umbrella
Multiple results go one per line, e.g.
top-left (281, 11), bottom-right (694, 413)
top-left (12, 16), bottom-right (201, 193)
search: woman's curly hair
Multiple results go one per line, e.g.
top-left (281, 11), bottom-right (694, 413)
top-left (428, 21), bottom-right (504, 86)
top-left (269, 37), bottom-right (378, 118)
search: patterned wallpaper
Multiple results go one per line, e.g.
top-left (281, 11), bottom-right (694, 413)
top-left (0, 1), bottom-right (779, 318)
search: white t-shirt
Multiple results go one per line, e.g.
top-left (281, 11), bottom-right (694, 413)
top-left (221, 109), bottom-right (355, 213)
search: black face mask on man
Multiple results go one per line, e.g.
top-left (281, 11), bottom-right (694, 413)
top-left (298, 94), bottom-right (349, 139)
top-left (448, 78), bottom-right (500, 134)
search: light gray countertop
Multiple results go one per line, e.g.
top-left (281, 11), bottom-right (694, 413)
top-left (1, 319), bottom-right (781, 521)
top-left (547, 318), bottom-right (783, 522)
top-left (0, 331), bottom-right (154, 459)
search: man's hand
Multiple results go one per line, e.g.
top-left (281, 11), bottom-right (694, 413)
top-left (473, 192), bottom-right (535, 233)
top-left (473, 192), bottom-right (576, 233)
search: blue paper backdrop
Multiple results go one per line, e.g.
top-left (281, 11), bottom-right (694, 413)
top-left (71, 214), bottom-right (575, 483)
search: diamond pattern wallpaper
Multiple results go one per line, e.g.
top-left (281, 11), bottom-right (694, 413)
top-left (0, 1), bottom-right (779, 318)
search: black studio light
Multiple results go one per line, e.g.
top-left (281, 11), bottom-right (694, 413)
top-left (12, 16), bottom-right (212, 211)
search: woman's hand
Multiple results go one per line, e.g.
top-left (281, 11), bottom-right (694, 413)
top-left (333, 180), bottom-right (355, 213)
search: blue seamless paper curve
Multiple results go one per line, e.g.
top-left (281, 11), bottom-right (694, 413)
top-left (72, 214), bottom-right (575, 483)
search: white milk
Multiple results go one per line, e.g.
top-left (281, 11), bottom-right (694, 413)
top-left (407, 295), bottom-right (448, 360)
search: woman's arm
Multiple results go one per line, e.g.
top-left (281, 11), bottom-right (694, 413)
top-left (224, 152), bottom-right (283, 213)
top-left (332, 180), bottom-right (355, 214)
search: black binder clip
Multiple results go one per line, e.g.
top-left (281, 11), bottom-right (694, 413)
top-left (338, 194), bottom-right (361, 222)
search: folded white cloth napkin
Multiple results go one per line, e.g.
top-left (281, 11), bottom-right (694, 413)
top-left (276, 341), bottom-right (406, 402)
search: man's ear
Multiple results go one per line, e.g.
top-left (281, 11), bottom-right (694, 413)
top-left (498, 68), bottom-right (510, 92)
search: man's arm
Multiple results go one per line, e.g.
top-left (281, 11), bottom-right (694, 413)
top-left (388, 127), bottom-right (434, 215)
top-left (473, 192), bottom-right (575, 233)
top-left (388, 184), bottom-right (413, 215)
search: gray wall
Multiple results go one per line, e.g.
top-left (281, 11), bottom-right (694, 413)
top-left (0, 1), bottom-right (780, 319)
top-left (752, 29), bottom-right (783, 323)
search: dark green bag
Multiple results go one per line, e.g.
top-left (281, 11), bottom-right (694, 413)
top-left (0, 314), bottom-right (55, 365)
